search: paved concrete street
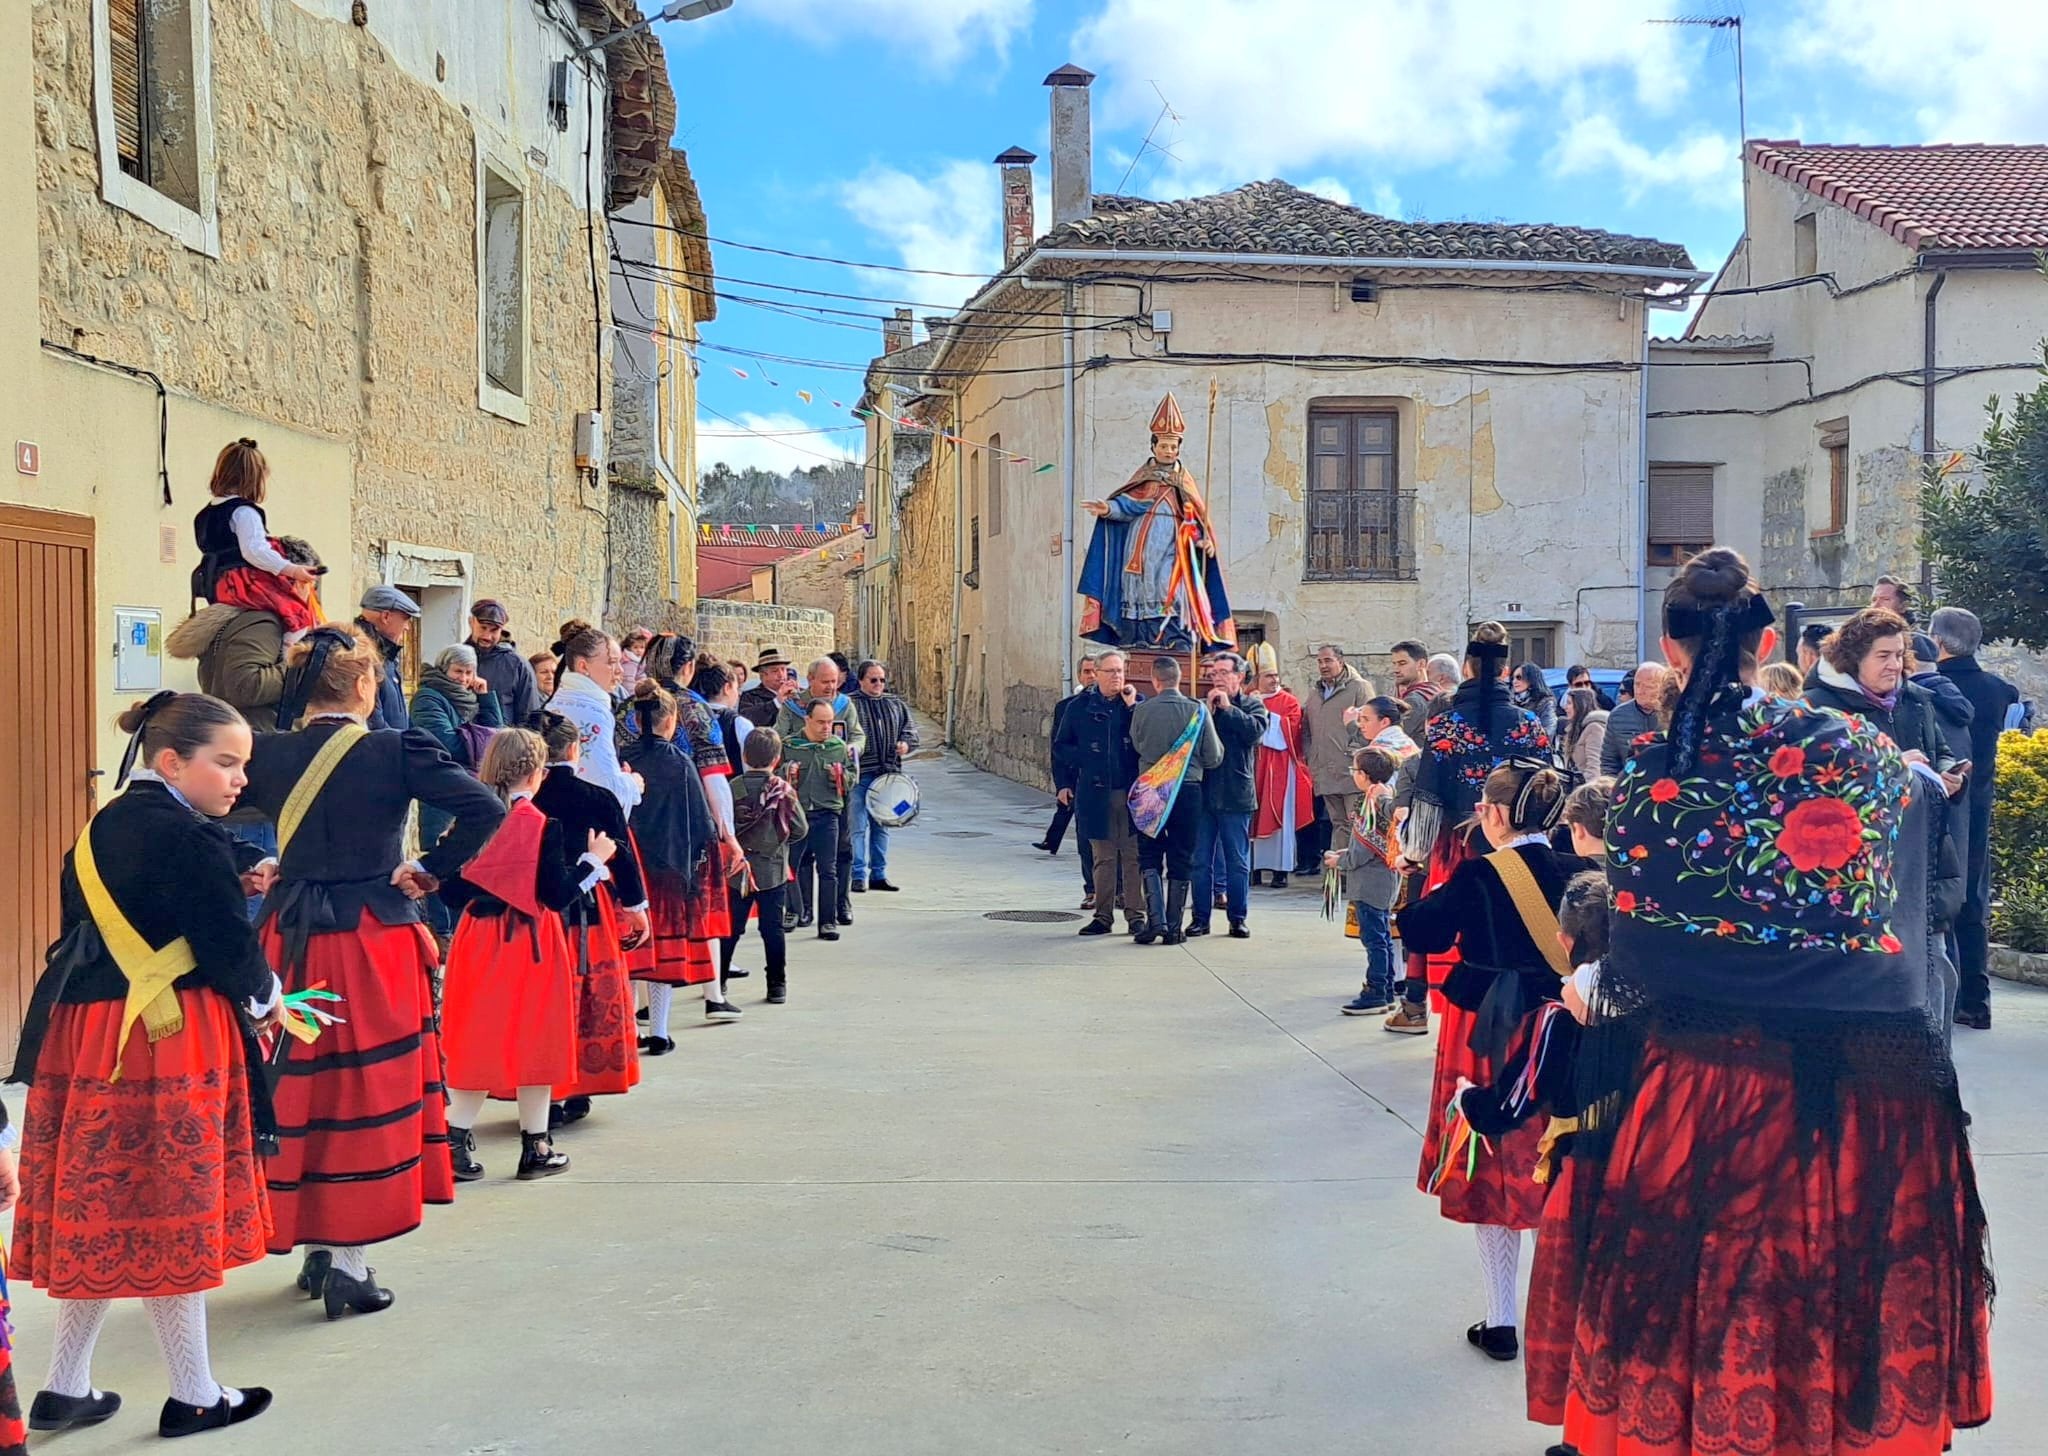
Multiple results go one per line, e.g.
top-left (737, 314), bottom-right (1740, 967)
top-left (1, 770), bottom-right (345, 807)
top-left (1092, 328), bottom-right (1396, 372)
top-left (9, 741), bottom-right (2045, 1455)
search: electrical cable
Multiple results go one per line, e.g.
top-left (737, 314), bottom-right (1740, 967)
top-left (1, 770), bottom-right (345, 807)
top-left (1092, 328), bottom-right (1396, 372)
top-left (41, 340), bottom-right (173, 504)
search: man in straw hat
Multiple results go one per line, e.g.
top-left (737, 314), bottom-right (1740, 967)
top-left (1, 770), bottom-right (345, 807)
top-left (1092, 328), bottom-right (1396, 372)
top-left (739, 646), bottom-right (799, 729)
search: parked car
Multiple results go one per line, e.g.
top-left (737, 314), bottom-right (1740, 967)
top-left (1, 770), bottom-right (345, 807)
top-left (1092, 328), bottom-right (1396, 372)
top-left (1541, 667), bottom-right (1629, 702)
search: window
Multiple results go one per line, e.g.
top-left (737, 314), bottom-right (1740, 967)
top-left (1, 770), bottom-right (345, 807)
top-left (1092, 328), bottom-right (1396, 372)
top-left (966, 513), bottom-right (980, 590)
top-left (477, 151), bottom-right (529, 421)
top-left (1793, 212), bottom-right (1818, 278)
top-left (1647, 463), bottom-right (1715, 567)
top-left (92, 0), bottom-right (218, 254)
top-left (1486, 624), bottom-right (1559, 669)
top-left (1816, 419), bottom-right (1849, 536)
top-left (988, 434), bottom-right (1004, 537)
top-left (1306, 406), bottom-right (1414, 580)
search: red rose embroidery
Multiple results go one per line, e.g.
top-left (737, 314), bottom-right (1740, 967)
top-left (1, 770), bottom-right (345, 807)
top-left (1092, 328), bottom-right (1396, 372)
top-left (1649, 779), bottom-right (1681, 804)
top-left (1614, 891), bottom-right (1638, 913)
top-left (1777, 797), bottom-right (1866, 874)
top-left (1769, 745), bottom-right (1806, 778)
top-left (1879, 933), bottom-right (1903, 953)
top-left (1715, 920), bottom-right (1738, 936)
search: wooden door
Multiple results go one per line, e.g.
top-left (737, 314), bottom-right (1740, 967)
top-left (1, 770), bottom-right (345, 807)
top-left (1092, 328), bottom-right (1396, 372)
top-left (0, 507), bottom-right (96, 1065)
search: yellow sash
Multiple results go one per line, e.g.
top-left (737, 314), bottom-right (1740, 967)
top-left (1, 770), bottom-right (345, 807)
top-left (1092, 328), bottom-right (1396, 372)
top-left (1485, 849), bottom-right (1574, 979)
top-left (73, 821), bottom-right (198, 1077)
top-left (276, 722), bottom-right (368, 859)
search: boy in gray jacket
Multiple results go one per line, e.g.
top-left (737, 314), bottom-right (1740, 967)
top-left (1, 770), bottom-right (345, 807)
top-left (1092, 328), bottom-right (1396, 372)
top-left (1330, 746), bottom-right (1402, 1015)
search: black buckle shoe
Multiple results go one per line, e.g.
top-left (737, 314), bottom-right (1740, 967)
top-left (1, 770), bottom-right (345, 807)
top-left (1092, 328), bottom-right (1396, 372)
top-left (160, 1386), bottom-right (273, 1438)
top-left (294, 1248), bottom-right (332, 1298)
top-left (518, 1130), bottom-right (571, 1181)
top-left (1466, 1320), bottom-right (1520, 1361)
top-left (324, 1267), bottom-right (395, 1320)
top-left (448, 1127), bottom-right (485, 1183)
top-left (28, 1389), bottom-right (122, 1432)
top-left (639, 1035), bottom-right (678, 1055)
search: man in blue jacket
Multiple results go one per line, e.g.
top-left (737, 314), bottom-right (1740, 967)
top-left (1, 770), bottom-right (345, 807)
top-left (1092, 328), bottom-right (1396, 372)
top-left (1054, 651), bottom-right (1146, 938)
top-left (1190, 651), bottom-right (1268, 939)
top-left (354, 584), bottom-right (418, 731)
top-left (1932, 607), bottom-right (2021, 1028)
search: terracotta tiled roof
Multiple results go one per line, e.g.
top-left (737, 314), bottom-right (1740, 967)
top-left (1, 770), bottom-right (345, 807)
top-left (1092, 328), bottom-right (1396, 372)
top-left (698, 525), bottom-right (846, 549)
top-left (1037, 180), bottom-right (1694, 270)
top-left (1747, 141), bottom-right (2048, 251)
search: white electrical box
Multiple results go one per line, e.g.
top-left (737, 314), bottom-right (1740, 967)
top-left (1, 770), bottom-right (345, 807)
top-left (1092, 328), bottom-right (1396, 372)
top-left (114, 606), bottom-right (163, 693)
top-left (575, 410), bottom-right (605, 472)
top-left (1152, 309), bottom-right (1173, 333)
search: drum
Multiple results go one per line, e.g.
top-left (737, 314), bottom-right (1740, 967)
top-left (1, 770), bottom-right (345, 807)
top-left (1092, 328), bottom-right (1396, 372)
top-left (866, 771), bottom-right (921, 827)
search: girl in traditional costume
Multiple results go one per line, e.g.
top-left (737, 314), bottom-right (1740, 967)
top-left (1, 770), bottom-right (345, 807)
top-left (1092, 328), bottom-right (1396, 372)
top-left (441, 729), bottom-right (609, 1182)
top-left (9, 693), bottom-right (276, 1437)
top-left (1386, 622), bottom-right (1551, 1035)
top-left (189, 438), bottom-right (322, 637)
top-left (245, 626), bottom-right (503, 1318)
top-left (1396, 761), bottom-right (1587, 1362)
top-left (533, 712), bottom-right (646, 1120)
top-left (546, 621), bottom-right (642, 815)
top-left (1560, 548), bottom-right (1992, 1456)
top-left (621, 680), bottom-right (729, 1048)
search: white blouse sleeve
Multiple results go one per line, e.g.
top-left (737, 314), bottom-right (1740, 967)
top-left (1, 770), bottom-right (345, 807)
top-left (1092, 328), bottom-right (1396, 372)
top-left (230, 503), bottom-right (290, 575)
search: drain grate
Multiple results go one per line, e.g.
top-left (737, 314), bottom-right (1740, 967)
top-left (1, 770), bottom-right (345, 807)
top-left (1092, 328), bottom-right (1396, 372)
top-left (934, 830), bottom-right (991, 838)
top-left (984, 910), bottom-right (1085, 923)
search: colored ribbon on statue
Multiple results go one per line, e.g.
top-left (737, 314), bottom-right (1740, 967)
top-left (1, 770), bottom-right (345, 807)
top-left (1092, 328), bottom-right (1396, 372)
top-left (1163, 513), bottom-right (1221, 647)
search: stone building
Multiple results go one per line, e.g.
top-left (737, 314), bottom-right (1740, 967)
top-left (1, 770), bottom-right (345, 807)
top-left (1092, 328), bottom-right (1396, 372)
top-left (0, 0), bottom-right (676, 1054)
top-left (765, 524), bottom-right (866, 650)
top-left (1646, 142), bottom-right (2048, 695)
top-left (876, 65), bottom-right (1698, 785)
top-left (610, 146), bottom-right (714, 633)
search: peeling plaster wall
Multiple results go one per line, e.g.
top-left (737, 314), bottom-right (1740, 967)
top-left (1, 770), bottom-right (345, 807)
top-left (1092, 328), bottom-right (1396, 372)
top-left (1651, 161), bottom-right (2048, 618)
top-left (919, 272), bottom-right (1650, 783)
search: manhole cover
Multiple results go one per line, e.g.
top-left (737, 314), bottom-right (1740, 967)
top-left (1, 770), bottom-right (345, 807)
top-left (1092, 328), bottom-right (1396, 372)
top-left (935, 830), bottom-right (991, 838)
top-left (984, 910), bottom-right (1085, 923)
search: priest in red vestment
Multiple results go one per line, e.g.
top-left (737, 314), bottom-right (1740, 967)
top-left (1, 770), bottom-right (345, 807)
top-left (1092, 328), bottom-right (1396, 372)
top-left (1249, 646), bottom-right (1313, 886)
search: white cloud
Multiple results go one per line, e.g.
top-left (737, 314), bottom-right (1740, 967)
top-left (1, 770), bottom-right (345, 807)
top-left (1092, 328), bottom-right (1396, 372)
top-left (1368, 182), bottom-right (1405, 220)
top-left (1298, 176), bottom-right (1354, 206)
top-left (1549, 114), bottom-right (1740, 205)
top-left (1071, 0), bottom-right (1694, 179)
top-left (836, 159), bottom-right (1032, 312)
top-left (1795, 0), bottom-right (2048, 141)
top-left (696, 411), bottom-right (860, 476)
top-left (745, 0), bottom-right (1031, 67)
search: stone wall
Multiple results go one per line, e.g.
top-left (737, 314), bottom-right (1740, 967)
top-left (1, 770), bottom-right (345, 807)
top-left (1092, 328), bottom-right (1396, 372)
top-left (770, 529), bottom-right (863, 647)
top-left (32, 0), bottom-right (616, 642)
top-left (893, 448), bottom-right (956, 722)
top-left (694, 598), bottom-right (835, 675)
top-left (609, 477), bottom-right (694, 636)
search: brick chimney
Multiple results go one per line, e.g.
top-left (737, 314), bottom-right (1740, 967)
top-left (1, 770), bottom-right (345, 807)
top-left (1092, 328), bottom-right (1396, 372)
top-left (994, 146), bottom-right (1037, 268)
top-left (882, 306), bottom-right (912, 355)
top-left (1044, 64), bottom-right (1095, 227)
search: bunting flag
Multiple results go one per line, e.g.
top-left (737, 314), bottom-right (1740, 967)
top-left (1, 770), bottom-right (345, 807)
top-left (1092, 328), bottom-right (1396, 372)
top-left (705, 370), bottom-right (1065, 475)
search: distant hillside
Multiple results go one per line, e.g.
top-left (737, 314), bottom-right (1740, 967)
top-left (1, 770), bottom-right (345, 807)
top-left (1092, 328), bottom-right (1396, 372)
top-left (699, 459), bottom-right (862, 525)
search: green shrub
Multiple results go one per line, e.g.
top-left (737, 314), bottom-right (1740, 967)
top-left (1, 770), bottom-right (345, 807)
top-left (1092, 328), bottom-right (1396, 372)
top-left (1992, 728), bottom-right (2048, 886)
top-left (1991, 874), bottom-right (2048, 955)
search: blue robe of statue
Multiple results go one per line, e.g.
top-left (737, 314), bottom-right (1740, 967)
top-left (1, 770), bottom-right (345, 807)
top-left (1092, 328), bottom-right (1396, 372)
top-left (1077, 462), bottom-right (1235, 653)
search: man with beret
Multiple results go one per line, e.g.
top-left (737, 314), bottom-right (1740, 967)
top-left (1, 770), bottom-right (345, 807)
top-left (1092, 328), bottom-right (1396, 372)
top-left (356, 583), bottom-right (420, 731)
top-left (466, 597), bottom-right (542, 725)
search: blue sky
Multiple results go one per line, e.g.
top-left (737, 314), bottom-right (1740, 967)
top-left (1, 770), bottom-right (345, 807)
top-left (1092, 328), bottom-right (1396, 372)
top-left (658, 0), bottom-right (2048, 476)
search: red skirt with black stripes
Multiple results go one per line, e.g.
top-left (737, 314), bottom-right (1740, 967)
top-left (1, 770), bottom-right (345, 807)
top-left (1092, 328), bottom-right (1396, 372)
top-left (10, 987), bottom-right (270, 1299)
top-left (630, 863), bottom-right (725, 986)
top-left (260, 918), bottom-right (454, 1252)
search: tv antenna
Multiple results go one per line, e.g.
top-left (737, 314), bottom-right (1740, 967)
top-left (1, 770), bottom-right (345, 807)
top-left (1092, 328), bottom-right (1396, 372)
top-left (1653, 12), bottom-right (1750, 285)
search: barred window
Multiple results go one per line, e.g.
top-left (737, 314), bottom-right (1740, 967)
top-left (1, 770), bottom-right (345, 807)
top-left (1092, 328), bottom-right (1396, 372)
top-left (1306, 407), bottom-right (1414, 581)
